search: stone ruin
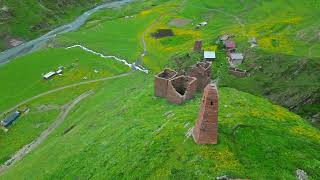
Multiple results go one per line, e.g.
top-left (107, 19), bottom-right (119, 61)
top-left (193, 83), bottom-right (218, 144)
top-left (154, 62), bottom-right (212, 104)
top-left (188, 62), bottom-right (212, 91)
top-left (193, 40), bottom-right (202, 52)
top-left (166, 76), bottom-right (197, 104)
top-left (229, 67), bottom-right (247, 78)
top-left (154, 68), bottom-right (177, 98)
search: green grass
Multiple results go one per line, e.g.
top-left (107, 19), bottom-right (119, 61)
top-left (0, 47), bottom-right (130, 113)
top-left (1, 72), bottom-right (319, 179)
top-left (0, 0), bottom-right (319, 179)
top-left (57, 9), bottom-right (160, 63)
top-left (0, 0), bottom-right (111, 51)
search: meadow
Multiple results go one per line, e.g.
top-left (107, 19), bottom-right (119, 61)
top-left (1, 72), bottom-right (319, 179)
top-left (0, 0), bottom-right (319, 179)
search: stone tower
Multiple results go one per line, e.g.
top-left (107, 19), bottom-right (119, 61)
top-left (193, 83), bottom-right (218, 144)
top-left (154, 69), bottom-right (177, 97)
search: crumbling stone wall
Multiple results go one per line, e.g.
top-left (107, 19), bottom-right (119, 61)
top-left (166, 76), bottom-right (197, 104)
top-left (154, 69), bottom-right (177, 97)
top-left (193, 83), bottom-right (218, 144)
top-left (188, 62), bottom-right (212, 91)
top-left (229, 67), bottom-right (247, 78)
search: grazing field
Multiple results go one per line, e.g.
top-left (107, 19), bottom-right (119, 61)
top-left (0, 0), bottom-right (319, 179)
top-left (0, 47), bottom-right (130, 112)
top-left (0, 0), bottom-right (113, 51)
top-left (1, 73), bottom-right (319, 179)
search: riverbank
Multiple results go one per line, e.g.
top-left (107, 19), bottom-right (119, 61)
top-left (0, 0), bottom-right (133, 65)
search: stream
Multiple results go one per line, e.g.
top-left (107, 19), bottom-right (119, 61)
top-left (0, 0), bottom-right (134, 65)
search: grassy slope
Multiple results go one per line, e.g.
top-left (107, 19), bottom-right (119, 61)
top-left (1, 72), bottom-right (319, 179)
top-left (0, 0), bottom-right (111, 51)
top-left (0, 47), bottom-right (130, 112)
top-left (0, 0), bottom-right (319, 179)
top-left (0, 83), bottom-right (99, 164)
top-left (137, 0), bottom-right (320, 121)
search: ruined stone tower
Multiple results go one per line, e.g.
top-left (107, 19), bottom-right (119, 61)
top-left (193, 83), bottom-right (218, 144)
top-left (154, 69), bottom-right (177, 97)
top-left (166, 75), bottom-right (197, 104)
top-left (188, 62), bottom-right (212, 91)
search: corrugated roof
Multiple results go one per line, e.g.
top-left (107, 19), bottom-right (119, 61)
top-left (230, 53), bottom-right (244, 60)
top-left (43, 71), bottom-right (56, 79)
top-left (204, 51), bottom-right (216, 59)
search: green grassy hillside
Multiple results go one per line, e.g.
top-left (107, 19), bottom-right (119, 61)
top-left (0, 0), bottom-right (319, 179)
top-left (1, 72), bottom-right (319, 179)
top-left (0, 0), bottom-right (113, 51)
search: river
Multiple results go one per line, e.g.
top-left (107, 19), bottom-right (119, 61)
top-left (0, 0), bottom-right (134, 65)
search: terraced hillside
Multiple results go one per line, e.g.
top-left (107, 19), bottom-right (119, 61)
top-left (0, 0), bottom-right (319, 179)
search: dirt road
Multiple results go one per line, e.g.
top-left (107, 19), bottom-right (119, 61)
top-left (0, 90), bottom-right (94, 174)
top-left (0, 72), bottom-right (133, 117)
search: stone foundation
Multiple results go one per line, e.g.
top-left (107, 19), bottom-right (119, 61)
top-left (229, 67), bottom-right (247, 78)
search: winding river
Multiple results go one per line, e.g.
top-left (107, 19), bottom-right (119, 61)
top-left (0, 0), bottom-right (133, 65)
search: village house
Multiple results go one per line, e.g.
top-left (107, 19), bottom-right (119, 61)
top-left (0, 111), bottom-right (21, 127)
top-left (225, 41), bottom-right (236, 52)
top-left (229, 53), bottom-right (244, 66)
top-left (204, 51), bottom-right (216, 61)
top-left (43, 71), bottom-right (56, 80)
top-left (193, 40), bottom-right (202, 52)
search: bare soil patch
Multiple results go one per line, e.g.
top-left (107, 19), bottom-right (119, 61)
top-left (151, 29), bottom-right (174, 39)
top-left (169, 18), bottom-right (191, 27)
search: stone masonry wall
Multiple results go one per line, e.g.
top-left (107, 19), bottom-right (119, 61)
top-left (193, 83), bottom-right (218, 144)
top-left (154, 69), bottom-right (177, 97)
top-left (166, 76), bottom-right (197, 104)
top-left (229, 67), bottom-right (246, 78)
top-left (188, 62), bottom-right (212, 91)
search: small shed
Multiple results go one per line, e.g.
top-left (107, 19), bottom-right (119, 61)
top-left (193, 40), bottom-right (202, 52)
top-left (225, 41), bottom-right (236, 51)
top-left (229, 53), bottom-right (244, 65)
top-left (43, 71), bottom-right (56, 80)
top-left (204, 51), bottom-right (216, 61)
top-left (56, 69), bottom-right (63, 74)
top-left (199, 22), bottom-right (208, 26)
top-left (220, 34), bottom-right (230, 42)
top-left (1, 111), bottom-right (21, 127)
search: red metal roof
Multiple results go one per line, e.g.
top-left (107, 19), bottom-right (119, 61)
top-left (225, 41), bottom-right (236, 49)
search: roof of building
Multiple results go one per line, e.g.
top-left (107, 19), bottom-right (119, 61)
top-left (43, 71), bottom-right (56, 79)
top-left (1, 111), bottom-right (20, 127)
top-left (225, 41), bottom-right (236, 49)
top-left (199, 21), bottom-right (208, 26)
top-left (230, 53), bottom-right (244, 60)
top-left (204, 51), bottom-right (216, 59)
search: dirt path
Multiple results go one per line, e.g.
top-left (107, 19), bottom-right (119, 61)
top-left (0, 90), bottom-right (94, 174)
top-left (0, 72), bottom-right (133, 117)
top-left (140, 15), bottom-right (162, 59)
